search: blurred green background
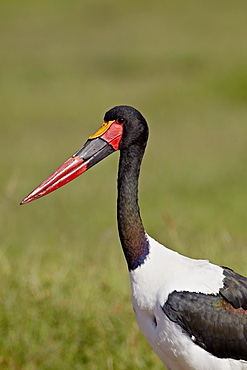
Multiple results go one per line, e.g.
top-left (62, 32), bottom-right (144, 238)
top-left (1, 0), bottom-right (247, 369)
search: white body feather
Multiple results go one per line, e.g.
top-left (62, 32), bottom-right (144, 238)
top-left (130, 235), bottom-right (247, 370)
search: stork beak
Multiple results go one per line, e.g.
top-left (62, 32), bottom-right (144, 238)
top-left (20, 120), bottom-right (123, 204)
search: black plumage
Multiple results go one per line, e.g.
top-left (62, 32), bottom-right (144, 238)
top-left (220, 267), bottom-right (247, 310)
top-left (163, 269), bottom-right (247, 361)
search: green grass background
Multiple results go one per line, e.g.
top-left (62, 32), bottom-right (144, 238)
top-left (1, 0), bottom-right (247, 368)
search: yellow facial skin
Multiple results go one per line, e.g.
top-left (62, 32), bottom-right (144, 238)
top-left (89, 120), bottom-right (115, 139)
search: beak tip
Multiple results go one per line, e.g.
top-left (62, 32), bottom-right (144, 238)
top-left (20, 198), bottom-right (30, 205)
top-left (20, 193), bottom-right (37, 205)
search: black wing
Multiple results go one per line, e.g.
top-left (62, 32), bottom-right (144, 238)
top-left (220, 267), bottom-right (247, 310)
top-left (162, 268), bottom-right (247, 361)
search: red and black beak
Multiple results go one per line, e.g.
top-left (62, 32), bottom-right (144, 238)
top-left (21, 120), bottom-right (123, 204)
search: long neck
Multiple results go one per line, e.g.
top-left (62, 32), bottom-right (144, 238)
top-left (117, 144), bottom-right (149, 270)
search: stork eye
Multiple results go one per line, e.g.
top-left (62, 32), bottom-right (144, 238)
top-left (116, 117), bottom-right (126, 124)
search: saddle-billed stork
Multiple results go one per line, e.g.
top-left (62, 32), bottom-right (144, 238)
top-left (21, 106), bottom-right (247, 370)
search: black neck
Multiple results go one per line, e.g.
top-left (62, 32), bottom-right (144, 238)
top-left (117, 143), bottom-right (149, 270)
